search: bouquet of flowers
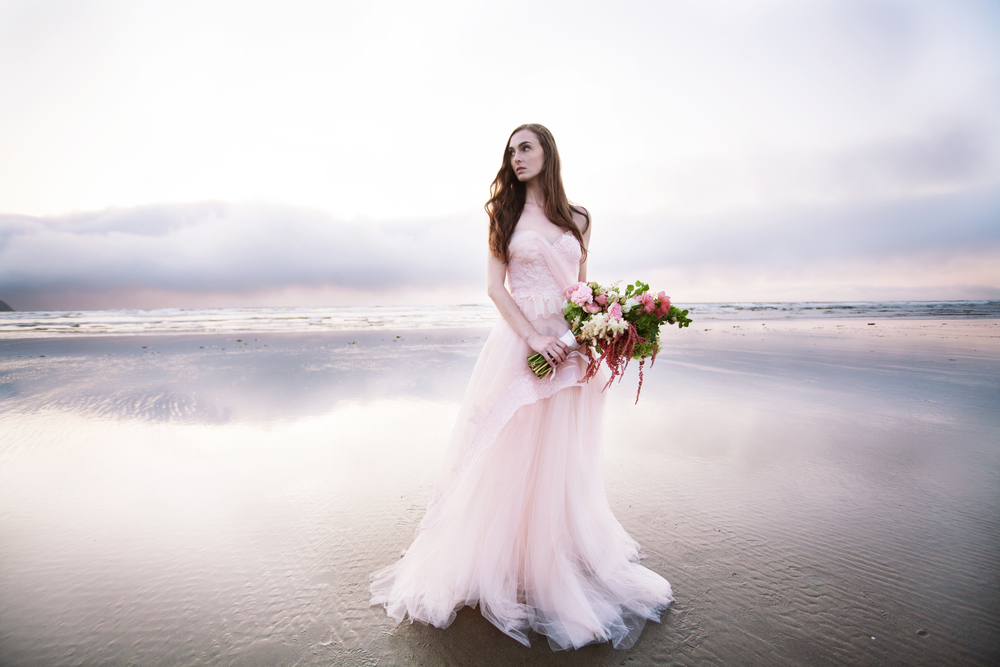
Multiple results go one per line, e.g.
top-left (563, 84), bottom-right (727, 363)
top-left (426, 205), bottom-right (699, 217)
top-left (527, 280), bottom-right (691, 402)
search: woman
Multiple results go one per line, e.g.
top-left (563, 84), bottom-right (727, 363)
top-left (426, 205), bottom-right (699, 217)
top-left (370, 124), bottom-right (672, 651)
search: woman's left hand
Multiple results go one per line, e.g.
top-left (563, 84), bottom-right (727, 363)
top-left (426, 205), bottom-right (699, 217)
top-left (527, 332), bottom-right (569, 366)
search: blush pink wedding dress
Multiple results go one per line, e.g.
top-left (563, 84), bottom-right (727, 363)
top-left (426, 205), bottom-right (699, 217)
top-left (370, 230), bottom-right (673, 650)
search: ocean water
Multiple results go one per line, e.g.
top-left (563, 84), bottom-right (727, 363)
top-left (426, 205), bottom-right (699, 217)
top-left (0, 300), bottom-right (998, 338)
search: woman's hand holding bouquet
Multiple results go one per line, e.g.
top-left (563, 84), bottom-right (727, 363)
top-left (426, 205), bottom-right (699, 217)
top-left (526, 280), bottom-right (691, 402)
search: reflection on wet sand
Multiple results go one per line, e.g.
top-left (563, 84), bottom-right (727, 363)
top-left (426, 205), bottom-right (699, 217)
top-left (0, 321), bottom-right (998, 666)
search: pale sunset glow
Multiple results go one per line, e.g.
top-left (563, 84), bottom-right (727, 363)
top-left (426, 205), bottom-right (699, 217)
top-left (1, 0), bottom-right (998, 308)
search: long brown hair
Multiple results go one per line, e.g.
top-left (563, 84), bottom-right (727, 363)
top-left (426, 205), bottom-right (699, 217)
top-left (485, 123), bottom-right (590, 264)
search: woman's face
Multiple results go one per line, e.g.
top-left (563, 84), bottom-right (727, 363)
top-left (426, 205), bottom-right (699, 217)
top-left (508, 129), bottom-right (545, 183)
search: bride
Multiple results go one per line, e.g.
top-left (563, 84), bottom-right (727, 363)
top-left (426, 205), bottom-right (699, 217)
top-left (370, 124), bottom-right (673, 651)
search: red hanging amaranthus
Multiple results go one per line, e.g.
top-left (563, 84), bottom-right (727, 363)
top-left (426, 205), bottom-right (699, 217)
top-left (580, 322), bottom-right (656, 403)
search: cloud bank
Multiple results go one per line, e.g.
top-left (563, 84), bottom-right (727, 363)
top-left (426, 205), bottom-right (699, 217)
top-left (0, 203), bottom-right (486, 310)
top-left (594, 186), bottom-right (1000, 303)
top-left (2, 184), bottom-right (997, 311)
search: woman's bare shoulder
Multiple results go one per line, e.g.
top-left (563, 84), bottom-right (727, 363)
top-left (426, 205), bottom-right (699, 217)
top-left (570, 205), bottom-right (591, 234)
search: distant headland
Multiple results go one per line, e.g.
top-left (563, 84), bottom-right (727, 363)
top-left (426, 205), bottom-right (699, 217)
top-left (0, 300), bottom-right (13, 312)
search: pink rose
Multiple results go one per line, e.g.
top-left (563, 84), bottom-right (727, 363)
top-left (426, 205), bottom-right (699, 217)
top-left (656, 291), bottom-right (671, 317)
top-left (607, 302), bottom-right (623, 321)
top-left (568, 283), bottom-right (594, 306)
top-left (584, 302), bottom-right (602, 314)
top-left (564, 282), bottom-right (584, 299)
top-left (640, 292), bottom-right (656, 313)
top-left (595, 293), bottom-right (608, 306)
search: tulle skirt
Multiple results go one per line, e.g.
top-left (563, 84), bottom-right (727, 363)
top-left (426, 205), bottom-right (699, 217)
top-left (370, 309), bottom-right (672, 650)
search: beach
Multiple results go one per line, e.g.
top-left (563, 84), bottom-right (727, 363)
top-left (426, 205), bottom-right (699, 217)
top-left (1, 319), bottom-right (998, 666)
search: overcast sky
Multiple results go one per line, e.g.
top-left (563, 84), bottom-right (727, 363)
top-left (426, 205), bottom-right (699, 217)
top-left (1, 0), bottom-right (998, 310)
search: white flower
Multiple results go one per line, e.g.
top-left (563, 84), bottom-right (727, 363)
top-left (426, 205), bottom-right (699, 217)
top-left (580, 313), bottom-right (609, 342)
top-left (623, 297), bottom-right (639, 314)
top-left (582, 311), bottom-right (629, 343)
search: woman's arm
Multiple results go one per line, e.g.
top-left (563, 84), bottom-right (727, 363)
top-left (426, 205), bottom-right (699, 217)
top-left (575, 209), bottom-right (592, 282)
top-left (487, 253), bottom-right (569, 365)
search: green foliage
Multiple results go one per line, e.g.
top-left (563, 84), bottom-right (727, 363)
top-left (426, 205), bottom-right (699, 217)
top-left (664, 306), bottom-right (692, 328)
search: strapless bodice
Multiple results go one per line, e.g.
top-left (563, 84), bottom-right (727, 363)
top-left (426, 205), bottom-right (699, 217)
top-left (507, 230), bottom-right (581, 320)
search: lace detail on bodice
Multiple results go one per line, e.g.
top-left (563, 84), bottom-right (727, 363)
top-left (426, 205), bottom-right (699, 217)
top-left (507, 231), bottom-right (581, 320)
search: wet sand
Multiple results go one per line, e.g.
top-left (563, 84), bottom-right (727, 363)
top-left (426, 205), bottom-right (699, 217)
top-left (0, 320), bottom-right (998, 666)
